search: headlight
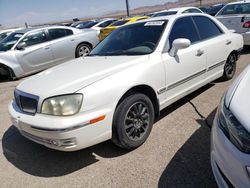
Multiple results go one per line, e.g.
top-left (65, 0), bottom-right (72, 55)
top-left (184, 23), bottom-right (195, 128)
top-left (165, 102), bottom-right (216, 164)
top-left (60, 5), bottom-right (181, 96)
top-left (41, 94), bottom-right (83, 116)
top-left (218, 95), bottom-right (250, 153)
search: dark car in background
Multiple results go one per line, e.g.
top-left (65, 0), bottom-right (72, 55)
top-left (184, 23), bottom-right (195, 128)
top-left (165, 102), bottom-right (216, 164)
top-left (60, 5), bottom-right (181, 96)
top-left (207, 4), bottom-right (225, 16)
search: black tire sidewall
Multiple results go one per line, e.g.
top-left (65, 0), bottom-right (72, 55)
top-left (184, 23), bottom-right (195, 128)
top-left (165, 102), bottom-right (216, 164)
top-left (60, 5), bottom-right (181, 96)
top-left (76, 43), bottom-right (91, 57)
top-left (223, 53), bottom-right (236, 80)
top-left (112, 93), bottom-right (155, 149)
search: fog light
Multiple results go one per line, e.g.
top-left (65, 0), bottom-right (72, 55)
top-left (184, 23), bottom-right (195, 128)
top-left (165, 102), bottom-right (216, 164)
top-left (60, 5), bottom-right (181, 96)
top-left (50, 140), bottom-right (59, 146)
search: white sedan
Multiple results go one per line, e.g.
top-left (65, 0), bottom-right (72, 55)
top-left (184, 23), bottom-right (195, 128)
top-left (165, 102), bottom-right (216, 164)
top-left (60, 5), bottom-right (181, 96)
top-left (211, 65), bottom-right (250, 188)
top-left (0, 26), bottom-right (99, 79)
top-left (9, 13), bottom-right (243, 151)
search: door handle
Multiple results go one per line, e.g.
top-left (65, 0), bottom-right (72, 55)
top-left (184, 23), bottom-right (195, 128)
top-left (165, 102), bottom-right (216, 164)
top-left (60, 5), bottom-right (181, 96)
top-left (226, 40), bottom-right (232, 45)
top-left (196, 50), bottom-right (204, 57)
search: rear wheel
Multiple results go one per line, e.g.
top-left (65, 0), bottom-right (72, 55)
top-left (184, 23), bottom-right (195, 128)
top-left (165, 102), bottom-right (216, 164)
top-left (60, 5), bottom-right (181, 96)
top-left (76, 43), bottom-right (91, 57)
top-left (112, 93), bottom-right (154, 150)
top-left (222, 53), bottom-right (237, 81)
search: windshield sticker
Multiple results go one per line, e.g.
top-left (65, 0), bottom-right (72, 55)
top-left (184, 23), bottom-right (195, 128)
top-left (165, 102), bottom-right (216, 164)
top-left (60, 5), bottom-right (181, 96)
top-left (144, 21), bottom-right (165, 26)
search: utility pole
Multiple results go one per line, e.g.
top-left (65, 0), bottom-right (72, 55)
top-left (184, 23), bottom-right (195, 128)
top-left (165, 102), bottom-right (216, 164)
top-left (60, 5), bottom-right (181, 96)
top-left (199, 0), bottom-right (202, 7)
top-left (126, 0), bottom-right (130, 17)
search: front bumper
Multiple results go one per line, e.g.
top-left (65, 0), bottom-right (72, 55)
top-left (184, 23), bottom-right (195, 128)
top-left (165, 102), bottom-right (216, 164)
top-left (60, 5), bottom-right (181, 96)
top-left (211, 113), bottom-right (250, 188)
top-left (8, 101), bottom-right (113, 151)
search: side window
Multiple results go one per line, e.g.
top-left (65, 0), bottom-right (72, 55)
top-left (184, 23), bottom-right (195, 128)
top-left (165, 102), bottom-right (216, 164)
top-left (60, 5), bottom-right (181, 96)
top-left (20, 31), bottom-right (47, 47)
top-left (48, 29), bottom-right (66, 40)
top-left (193, 16), bottom-right (223, 40)
top-left (168, 16), bottom-right (200, 48)
top-left (65, 29), bottom-right (73, 36)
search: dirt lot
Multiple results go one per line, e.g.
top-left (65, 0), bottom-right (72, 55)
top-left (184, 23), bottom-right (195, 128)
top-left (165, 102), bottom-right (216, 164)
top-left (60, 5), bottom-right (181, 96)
top-left (1, 47), bottom-right (250, 188)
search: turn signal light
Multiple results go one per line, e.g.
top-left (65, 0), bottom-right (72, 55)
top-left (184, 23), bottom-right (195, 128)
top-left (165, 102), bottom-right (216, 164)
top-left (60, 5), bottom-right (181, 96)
top-left (243, 21), bottom-right (250, 28)
top-left (90, 115), bottom-right (106, 124)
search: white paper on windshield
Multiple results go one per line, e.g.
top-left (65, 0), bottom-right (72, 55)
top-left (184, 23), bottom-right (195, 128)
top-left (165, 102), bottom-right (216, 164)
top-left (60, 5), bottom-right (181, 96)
top-left (144, 21), bottom-right (164, 26)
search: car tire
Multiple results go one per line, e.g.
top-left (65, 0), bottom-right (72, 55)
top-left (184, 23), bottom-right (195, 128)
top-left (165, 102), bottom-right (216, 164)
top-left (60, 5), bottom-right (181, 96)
top-left (76, 43), bottom-right (91, 57)
top-left (222, 53), bottom-right (237, 81)
top-left (112, 93), bottom-right (155, 150)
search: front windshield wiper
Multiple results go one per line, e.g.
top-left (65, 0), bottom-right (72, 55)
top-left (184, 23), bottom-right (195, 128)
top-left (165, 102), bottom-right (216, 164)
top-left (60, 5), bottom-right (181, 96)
top-left (89, 50), bottom-right (149, 56)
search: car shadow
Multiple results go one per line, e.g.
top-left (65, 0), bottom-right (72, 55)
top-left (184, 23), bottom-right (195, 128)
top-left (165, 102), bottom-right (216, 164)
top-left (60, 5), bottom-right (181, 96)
top-left (2, 126), bottom-right (129, 177)
top-left (158, 108), bottom-right (218, 188)
top-left (242, 45), bottom-right (250, 55)
top-left (2, 83), bottom-right (216, 178)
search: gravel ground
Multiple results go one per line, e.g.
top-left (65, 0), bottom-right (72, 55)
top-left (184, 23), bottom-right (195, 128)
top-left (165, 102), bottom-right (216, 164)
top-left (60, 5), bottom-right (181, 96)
top-left (1, 47), bottom-right (250, 188)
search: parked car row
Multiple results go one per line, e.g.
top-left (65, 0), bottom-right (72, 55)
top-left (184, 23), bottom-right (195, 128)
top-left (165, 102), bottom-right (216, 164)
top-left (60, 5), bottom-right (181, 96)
top-left (0, 26), bottom-right (99, 79)
top-left (1, 1), bottom-right (250, 187)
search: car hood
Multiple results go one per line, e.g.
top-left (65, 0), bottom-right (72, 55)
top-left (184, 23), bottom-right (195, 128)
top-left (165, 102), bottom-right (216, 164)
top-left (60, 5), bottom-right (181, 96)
top-left (229, 65), bottom-right (250, 133)
top-left (17, 55), bottom-right (149, 98)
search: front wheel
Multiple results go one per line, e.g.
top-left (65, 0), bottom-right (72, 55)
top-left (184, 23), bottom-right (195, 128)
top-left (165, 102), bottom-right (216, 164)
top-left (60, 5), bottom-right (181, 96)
top-left (76, 43), bottom-right (91, 57)
top-left (112, 93), bottom-right (155, 150)
top-left (222, 53), bottom-right (237, 81)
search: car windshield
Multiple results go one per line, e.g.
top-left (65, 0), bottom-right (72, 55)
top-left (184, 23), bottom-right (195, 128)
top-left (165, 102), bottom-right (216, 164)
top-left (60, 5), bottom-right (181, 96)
top-left (0, 32), bottom-right (23, 52)
top-left (152, 11), bottom-right (177, 17)
top-left (218, 3), bottom-right (250, 15)
top-left (0, 32), bottom-right (9, 41)
top-left (71, 21), bottom-right (91, 28)
top-left (90, 21), bottom-right (167, 56)
top-left (81, 21), bottom-right (99, 28)
top-left (110, 20), bottom-right (129, 26)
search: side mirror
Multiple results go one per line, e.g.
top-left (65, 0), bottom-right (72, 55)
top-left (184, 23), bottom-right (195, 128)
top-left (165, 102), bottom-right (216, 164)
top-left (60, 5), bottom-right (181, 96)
top-left (16, 42), bottom-right (26, 50)
top-left (169, 38), bottom-right (191, 57)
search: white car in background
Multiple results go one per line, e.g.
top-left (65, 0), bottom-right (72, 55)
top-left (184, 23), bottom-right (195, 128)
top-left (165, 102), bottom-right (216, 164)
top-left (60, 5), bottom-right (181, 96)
top-left (216, 1), bottom-right (250, 45)
top-left (211, 65), bottom-right (250, 188)
top-left (9, 14), bottom-right (243, 151)
top-left (0, 26), bottom-right (99, 79)
top-left (152, 7), bottom-right (203, 17)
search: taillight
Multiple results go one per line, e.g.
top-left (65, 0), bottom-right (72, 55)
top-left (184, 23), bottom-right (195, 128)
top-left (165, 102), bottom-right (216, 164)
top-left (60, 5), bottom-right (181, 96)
top-left (243, 21), bottom-right (250, 28)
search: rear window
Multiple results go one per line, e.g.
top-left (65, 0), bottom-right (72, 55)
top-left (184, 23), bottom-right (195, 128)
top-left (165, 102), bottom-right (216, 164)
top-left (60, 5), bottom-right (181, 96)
top-left (152, 11), bottom-right (177, 17)
top-left (218, 3), bottom-right (250, 15)
top-left (110, 20), bottom-right (129, 26)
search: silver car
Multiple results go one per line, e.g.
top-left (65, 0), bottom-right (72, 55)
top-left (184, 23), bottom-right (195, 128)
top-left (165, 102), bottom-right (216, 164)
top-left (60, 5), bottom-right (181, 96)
top-left (0, 26), bottom-right (99, 79)
top-left (216, 1), bottom-right (250, 45)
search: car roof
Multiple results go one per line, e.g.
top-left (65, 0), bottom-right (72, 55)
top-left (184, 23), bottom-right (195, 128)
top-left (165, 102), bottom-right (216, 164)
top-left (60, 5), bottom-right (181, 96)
top-left (227, 0), bottom-right (250, 5)
top-left (14, 26), bottom-right (76, 34)
top-left (168, 6), bottom-right (200, 12)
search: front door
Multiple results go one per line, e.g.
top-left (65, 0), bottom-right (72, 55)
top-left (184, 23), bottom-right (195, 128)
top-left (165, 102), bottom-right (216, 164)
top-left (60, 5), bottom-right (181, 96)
top-left (161, 16), bottom-right (206, 105)
top-left (15, 30), bottom-right (54, 74)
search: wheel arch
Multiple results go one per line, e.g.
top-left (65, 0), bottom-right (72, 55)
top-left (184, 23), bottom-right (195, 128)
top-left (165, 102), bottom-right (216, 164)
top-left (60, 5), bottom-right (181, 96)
top-left (115, 84), bottom-right (160, 118)
top-left (0, 63), bottom-right (16, 79)
top-left (75, 42), bottom-right (93, 57)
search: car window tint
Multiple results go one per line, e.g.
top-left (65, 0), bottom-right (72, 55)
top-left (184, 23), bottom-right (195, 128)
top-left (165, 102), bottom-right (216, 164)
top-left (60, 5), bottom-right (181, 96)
top-left (190, 9), bottom-right (202, 13)
top-left (193, 16), bottom-right (223, 40)
top-left (21, 31), bottom-right (47, 47)
top-left (168, 16), bottom-right (199, 47)
top-left (99, 20), bottom-right (116, 28)
top-left (65, 29), bottom-right (73, 36)
top-left (49, 29), bottom-right (66, 40)
top-left (219, 3), bottom-right (250, 15)
top-left (110, 20), bottom-right (129, 26)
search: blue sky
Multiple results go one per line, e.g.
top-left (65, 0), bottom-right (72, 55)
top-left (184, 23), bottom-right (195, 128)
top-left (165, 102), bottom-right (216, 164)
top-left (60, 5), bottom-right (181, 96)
top-left (0, 0), bottom-right (176, 27)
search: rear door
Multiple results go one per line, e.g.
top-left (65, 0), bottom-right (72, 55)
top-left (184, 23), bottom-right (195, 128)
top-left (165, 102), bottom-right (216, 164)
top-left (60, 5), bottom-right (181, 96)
top-left (216, 3), bottom-right (250, 34)
top-left (47, 28), bottom-right (76, 63)
top-left (162, 16), bottom-right (206, 103)
top-left (14, 30), bottom-right (54, 74)
top-left (192, 16), bottom-right (232, 80)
